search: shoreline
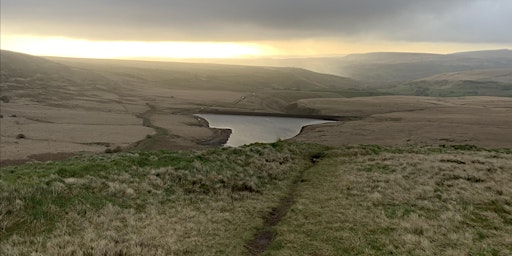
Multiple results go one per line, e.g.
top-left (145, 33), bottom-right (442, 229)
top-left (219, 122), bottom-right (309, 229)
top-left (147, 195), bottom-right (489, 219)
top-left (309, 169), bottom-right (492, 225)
top-left (194, 114), bottom-right (232, 146)
top-left (0, 110), bottom-right (338, 167)
top-left (194, 112), bottom-right (338, 147)
top-left (183, 108), bottom-right (361, 121)
top-left (0, 113), bottom-right (234, 168)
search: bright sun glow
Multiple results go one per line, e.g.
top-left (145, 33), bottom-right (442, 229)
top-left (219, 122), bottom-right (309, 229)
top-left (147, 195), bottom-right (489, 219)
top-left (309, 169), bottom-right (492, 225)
top-left (0, 35), bottom-right (274, 59)
top-left (2, 35), bottom-right (508, 60)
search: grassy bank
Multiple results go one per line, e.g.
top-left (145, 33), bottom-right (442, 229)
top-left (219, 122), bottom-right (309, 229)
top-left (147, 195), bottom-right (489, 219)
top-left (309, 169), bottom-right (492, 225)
top-left (1, 143), bottom-right (511, 255)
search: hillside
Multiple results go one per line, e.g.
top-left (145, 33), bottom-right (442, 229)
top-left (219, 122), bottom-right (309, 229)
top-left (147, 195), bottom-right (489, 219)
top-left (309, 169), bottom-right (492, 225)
top-left (1, 50), bottom-right (362, 104)
top-left (201, 49), bottom-right (512, 85)
top-left (451, 49), bottom-right (512, 59)
top-left (0, 50), bottom-right (112, 85)
top-left (384, 68), bottom-right (512, 97)
top-left (1, 50), bottom-right (364, 109)
top-left (334, 50), bottom-right (512, 83)
top-left (421, 68), bottom-right (512, 83)
top-left (45, 55), bottom-right (360, 92)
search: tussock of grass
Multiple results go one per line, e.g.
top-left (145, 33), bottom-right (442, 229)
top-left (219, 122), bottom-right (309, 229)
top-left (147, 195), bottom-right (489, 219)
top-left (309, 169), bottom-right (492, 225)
top-left (0, 142), bottom-right (326, 255)
top-left (1, 143), bottom-right (511, 255)
top-left (268, 146), bottom-right (512, 255)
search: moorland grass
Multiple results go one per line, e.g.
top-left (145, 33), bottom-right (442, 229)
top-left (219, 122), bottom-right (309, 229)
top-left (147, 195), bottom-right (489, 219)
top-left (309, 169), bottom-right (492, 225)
top-left (267, 146), bottom-right (512, 255)
top-left (1, 143), bottom-right (511, 255)
top-left (0, 142), bottom-right (326, 255)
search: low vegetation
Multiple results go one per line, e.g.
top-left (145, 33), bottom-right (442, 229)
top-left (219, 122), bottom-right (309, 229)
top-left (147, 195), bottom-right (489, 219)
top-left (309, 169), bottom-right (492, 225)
top-left (268, 145), bottom-right (512, 255)
top-left (0, 142), bottom-right (325, 255)
top-left (1, 143), bottom-right (511, 255)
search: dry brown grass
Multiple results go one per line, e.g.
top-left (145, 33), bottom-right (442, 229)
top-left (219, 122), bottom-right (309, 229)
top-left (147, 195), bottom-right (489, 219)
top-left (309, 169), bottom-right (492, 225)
top-left (2, 194), bottom-right (283, 256)
top-left (1, 144), bottom-right (511, 255)
top-left (268, 146), bottom-right (512, 255)
top-left (0, 143), bottom-right (324, 255)
top-left (293, 96), bottom-right (512, 148)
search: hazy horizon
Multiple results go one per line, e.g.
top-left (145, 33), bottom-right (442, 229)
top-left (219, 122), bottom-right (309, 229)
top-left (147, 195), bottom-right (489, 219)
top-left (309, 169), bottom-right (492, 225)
top-left (1, 0), bottom-right (511, 59)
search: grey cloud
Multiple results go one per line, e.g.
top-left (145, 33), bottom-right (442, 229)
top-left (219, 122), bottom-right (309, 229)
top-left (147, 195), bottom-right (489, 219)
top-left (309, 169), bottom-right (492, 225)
top-left (1, 0), bottom-right (511, 43)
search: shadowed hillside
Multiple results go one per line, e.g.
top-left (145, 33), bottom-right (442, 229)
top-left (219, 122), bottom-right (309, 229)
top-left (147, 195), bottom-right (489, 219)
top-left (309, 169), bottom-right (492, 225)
top-left (0, 50), bottom-right (111, 84)
top-left (1, 50), bottom-right (364, 112)
top-left (45, 55), bottom-right (360, 92)
top-left (1, 50), bottom-right (361, 95)
top-left (198, 49), bottom-right (512, 85)
top-left (337, 50), bottom-right (512, 83)
top-left (387, 68), bottom-right (512, 96)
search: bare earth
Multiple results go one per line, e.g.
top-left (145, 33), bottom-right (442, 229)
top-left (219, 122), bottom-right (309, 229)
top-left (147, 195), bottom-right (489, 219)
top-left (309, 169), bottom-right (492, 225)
top-left (291, 96), bottom-right (512, 148)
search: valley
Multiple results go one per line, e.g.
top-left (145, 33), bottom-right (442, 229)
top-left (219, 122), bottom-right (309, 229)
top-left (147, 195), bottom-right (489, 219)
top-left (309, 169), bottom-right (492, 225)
top-left (1, 50), bottom-right (511, 165)
top-left (1, 49), bottom-right (511, 255)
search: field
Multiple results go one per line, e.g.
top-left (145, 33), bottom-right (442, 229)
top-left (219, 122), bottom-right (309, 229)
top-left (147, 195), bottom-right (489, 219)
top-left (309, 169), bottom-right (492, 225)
top-left (1, 143), bottom-right (511, 255)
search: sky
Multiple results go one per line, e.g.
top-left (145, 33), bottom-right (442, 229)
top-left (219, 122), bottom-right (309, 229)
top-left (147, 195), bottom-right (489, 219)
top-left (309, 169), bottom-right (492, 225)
top-left (1, 0), bottom-right (511, 59)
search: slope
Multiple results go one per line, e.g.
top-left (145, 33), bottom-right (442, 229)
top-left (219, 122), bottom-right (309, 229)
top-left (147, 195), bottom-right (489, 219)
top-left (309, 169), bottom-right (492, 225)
top-left (336, 50), bottom-right (512, 83)
top-left (387, 68), bottom-right (512, 97)
top-left (46, 56), bottom-right (360, 92)
top-left (199, 49), bottom-right (512, 85)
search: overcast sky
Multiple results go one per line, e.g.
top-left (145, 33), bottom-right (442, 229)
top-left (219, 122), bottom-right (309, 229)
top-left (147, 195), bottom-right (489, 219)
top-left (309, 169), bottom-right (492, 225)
top-left (1, 0), bottom-right (511, 57)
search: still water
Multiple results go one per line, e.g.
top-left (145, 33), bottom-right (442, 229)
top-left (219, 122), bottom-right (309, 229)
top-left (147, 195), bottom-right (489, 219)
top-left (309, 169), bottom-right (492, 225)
top-left (196, 114), bottom-right (333, 147)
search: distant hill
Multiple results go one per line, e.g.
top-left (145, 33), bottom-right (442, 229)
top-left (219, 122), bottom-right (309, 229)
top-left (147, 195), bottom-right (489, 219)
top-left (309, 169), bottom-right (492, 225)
top-left (335, 50), bottom-right (512, 83)
top-left (1, 50), bottom-right (70, 77)
top-left (383, 68), bottom-right (512, 97)
top-left (183, 49), bottom-right (512, 85)
top-left (1, 50), bottom-right (367, 112)
top-left (0, 50), bottom-right (110, 84)
top-left (3, 50), bottom-right (511, 100)
top-left (420, 68), bottom-right (512, 84)
top-left (340, 52), bottom-right (443, 64)
top-left (45, 55), bottom-right (360, 92)
top-left (451, 49), bottom-right (512, 59)
top-left (1, 50), bottom-right (360, 92)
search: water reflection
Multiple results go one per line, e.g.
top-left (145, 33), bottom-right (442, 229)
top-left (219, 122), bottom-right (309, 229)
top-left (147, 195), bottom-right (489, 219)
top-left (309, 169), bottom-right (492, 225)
top-left (196, 114), bottom-right (333, 147)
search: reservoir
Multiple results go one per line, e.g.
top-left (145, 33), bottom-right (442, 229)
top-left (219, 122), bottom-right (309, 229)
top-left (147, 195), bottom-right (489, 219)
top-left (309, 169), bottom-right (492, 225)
top-left (196, 114), bottom-right (334, 147)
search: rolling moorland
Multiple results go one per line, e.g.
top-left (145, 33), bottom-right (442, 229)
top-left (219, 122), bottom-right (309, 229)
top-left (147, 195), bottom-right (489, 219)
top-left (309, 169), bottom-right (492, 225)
top-left (194, 49), bottom-right (512, 85)
top-left (1, 49), bottom-right (512, 255)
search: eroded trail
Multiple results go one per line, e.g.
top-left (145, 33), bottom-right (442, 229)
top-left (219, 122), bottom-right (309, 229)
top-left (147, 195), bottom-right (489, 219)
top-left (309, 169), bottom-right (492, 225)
top-left (245, 154), bottom-right (323, 255)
